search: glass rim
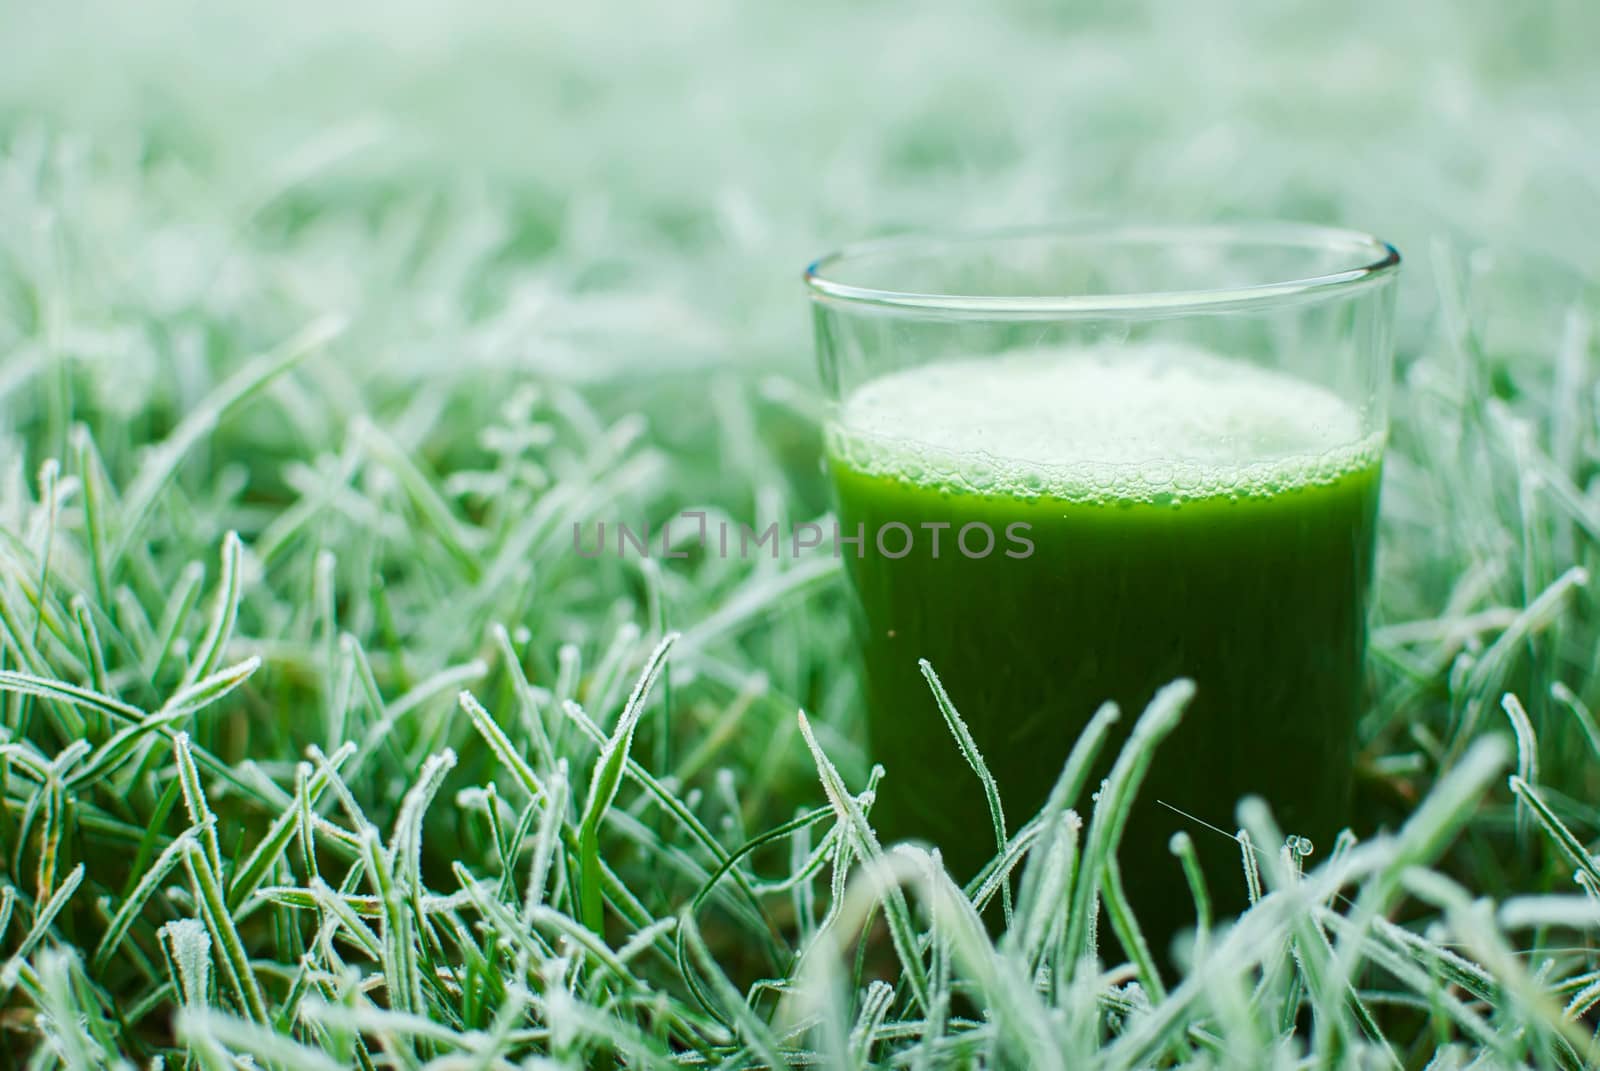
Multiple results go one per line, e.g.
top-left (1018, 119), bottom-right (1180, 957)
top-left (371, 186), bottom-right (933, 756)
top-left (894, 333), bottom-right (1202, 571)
top-left (803, 221), bottom-right (1401, 317)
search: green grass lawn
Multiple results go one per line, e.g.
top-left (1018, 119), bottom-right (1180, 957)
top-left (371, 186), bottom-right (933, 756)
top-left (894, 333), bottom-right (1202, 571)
top-left (1, 0), bottom-right (1599, 1066)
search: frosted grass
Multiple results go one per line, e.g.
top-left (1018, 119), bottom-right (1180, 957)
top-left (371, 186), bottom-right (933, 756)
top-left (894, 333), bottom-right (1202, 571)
top-left (0, 0), bottom-right (1597, 1064)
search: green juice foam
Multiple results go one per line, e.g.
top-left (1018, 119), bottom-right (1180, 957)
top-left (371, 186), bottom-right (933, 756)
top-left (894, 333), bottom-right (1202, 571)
top-left (826, 342), bottom-right (1382, 506)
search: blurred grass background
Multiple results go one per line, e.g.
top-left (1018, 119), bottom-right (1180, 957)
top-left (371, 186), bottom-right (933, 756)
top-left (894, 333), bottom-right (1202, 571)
top-left (2, 0), bottom-right (1600, 1064)
top-left (6, 0), bottom-right (1597, 372)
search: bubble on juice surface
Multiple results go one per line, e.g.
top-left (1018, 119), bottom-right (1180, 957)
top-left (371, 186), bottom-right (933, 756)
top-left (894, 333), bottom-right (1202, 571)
top-left (961, 457), bottom-right (996, 492)
top-left (829, 342), bottom-right (1383, 504)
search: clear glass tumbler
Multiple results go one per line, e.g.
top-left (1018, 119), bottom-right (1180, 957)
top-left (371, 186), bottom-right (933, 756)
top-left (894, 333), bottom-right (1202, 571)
top-left (805, 223), bottom-right (1400, 950)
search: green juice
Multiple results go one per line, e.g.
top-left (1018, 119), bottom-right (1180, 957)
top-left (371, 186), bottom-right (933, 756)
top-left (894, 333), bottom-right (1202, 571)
top-left (826, 345), bottom-right (1381, 946)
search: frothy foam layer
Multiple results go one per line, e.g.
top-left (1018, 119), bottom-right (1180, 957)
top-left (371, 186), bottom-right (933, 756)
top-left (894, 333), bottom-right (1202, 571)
top-left (828, 344), bottom-right (1382, 504)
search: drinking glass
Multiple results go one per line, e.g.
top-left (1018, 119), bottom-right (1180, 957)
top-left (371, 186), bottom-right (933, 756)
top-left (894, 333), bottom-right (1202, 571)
top-left (805, 223), bottom-right (1400, 950)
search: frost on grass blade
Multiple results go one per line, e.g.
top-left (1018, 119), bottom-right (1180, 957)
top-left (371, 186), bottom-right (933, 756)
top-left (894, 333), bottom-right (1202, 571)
top-left (1064, 679), bottom-right (1193, 972)
top-left (920, 658), bottom-right (1011, 925)
top-left (1, 863), bottom-right (84, 990)
top-left (577, 631), bottom-right (677, 934)
top-left (95, 827), bottom-right (204, 973)
top-left (161, 918), bottom-right (213, 1010)
top-left (797, 709), bottom-right (931, 1012)
top-left (179, 531), bottom-right (243, 691)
